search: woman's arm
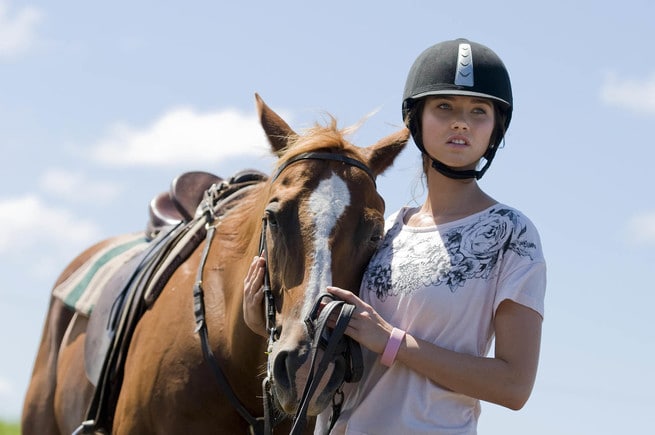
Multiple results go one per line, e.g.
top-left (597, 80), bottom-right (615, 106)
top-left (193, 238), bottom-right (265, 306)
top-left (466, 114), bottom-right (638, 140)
top-left (327, 286), bottom-right (542, 410)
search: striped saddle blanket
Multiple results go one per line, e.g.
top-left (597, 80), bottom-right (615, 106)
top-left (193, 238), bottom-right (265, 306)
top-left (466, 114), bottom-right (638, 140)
top-left (52, 232), bottom-right (150, 316)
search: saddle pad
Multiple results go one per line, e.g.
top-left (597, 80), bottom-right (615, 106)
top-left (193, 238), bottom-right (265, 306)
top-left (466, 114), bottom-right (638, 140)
top-left (52, 233), bottom-right (150, 316)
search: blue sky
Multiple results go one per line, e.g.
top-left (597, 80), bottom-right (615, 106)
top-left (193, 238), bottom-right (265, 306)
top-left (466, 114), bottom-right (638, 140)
top-left (2, 1), bottom-right (654, 433)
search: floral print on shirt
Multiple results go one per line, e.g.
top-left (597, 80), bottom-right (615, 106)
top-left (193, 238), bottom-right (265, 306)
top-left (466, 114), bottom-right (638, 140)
top-left (365, 208), bottom-right (538, 300)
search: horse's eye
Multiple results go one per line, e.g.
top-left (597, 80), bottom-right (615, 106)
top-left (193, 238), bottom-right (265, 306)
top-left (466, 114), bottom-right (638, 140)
top-left (370, 226), bottom-right (385, 245)
top-left (369, 220), bottom-right (385, 246)
top-left (265, 209), bottom-right (279, 228)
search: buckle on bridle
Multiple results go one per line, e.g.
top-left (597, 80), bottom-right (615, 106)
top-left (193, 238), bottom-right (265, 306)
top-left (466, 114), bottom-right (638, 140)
top-left (304, 293), bottom-right (338, 348)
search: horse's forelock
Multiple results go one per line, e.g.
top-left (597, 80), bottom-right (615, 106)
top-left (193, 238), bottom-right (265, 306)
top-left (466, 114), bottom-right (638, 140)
top-left (274, 117), bottom-right (366, 171)
top-left (216, 119), bottom-right (362, 262)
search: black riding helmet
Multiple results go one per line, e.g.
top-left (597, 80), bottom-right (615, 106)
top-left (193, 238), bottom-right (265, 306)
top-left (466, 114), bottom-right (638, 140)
top-left (402, 38), bottom-right (513, 179)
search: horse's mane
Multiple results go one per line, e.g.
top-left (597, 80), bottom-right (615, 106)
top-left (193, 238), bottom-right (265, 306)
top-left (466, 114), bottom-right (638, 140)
top-left (217, 117), bottom-right (364, 261)
top-left (215, 183), bottom-right (268, 262)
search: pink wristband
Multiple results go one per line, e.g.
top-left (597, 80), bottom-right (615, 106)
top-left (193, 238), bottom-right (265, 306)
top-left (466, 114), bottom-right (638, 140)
top-left (380, 327), bottom-right (405, 367)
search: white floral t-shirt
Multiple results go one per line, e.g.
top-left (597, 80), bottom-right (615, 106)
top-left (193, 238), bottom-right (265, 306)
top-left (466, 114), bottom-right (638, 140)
top-left (316, 204), bottom-right (547, 435)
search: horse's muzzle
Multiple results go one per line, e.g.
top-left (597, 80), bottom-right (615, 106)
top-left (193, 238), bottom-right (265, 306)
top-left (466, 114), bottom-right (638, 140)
top-left (270, 336), bottom-right (346, 415)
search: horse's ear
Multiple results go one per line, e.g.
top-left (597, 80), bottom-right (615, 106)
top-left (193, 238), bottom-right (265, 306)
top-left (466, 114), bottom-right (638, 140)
top-left (255, 93), bottom-right (298, 156)
top-left (364, 128), bottom-right (410, 176)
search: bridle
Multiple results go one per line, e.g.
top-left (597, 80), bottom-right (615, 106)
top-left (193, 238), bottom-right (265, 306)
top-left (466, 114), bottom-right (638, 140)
top-left (259, 216), bottom-right (364, 435)
top-left (259, 150), bottom-right (376, 349)
top-left (195, 151), bottom-right (375, 435)
top-left (261, 151), bottom-right (373, 434)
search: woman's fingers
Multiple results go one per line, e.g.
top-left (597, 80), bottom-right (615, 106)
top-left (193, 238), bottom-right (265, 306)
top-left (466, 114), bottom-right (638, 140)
top-left (244, 256), bottom-right (265, 297)
top-left (326, 286), bottom-right (356, 303)
top-left (243, 256), bottom-right (267, 337)
top-left (325, 286), bottom-right (391, 353)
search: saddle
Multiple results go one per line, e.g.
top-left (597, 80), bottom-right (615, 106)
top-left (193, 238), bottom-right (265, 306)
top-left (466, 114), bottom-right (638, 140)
top-left (146, 170), bottom-right (223, 239)
top-left (77, 169), bottom-right (267, 433)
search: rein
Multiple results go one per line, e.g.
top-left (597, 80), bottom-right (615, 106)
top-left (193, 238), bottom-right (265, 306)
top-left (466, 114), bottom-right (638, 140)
top-left (193, 177), bottom-right (270, 435)
top-left (288, 294), bottom-right (363, 435)
top-left (195, 152), bottom-right (372, 434)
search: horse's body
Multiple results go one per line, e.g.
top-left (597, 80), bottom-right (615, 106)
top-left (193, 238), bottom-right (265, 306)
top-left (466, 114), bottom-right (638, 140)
top-left (22, 95), bottom-right (408, 434)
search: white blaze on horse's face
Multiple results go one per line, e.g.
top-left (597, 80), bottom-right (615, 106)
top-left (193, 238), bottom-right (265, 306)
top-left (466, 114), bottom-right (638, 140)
top-left (302, 173), bottom-right (350, 320)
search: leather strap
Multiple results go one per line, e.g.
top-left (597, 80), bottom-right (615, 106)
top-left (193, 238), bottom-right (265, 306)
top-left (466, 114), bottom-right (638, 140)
top-left (290, 293), bottom-right (362, 435)
top-left (271, 152), bottom-right (376, 186)
top-left (194, 225), bottom-right (267, 433)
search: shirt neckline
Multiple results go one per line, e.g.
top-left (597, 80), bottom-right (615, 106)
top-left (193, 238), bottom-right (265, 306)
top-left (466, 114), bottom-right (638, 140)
top-left (398, 204), bottom-right (501, 232)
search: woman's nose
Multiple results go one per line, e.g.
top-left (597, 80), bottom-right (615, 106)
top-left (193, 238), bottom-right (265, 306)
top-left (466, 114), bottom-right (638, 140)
top-left (451, 118), bottom-right (469, 130)
top-left (450, 109), bottom-right (469, 130)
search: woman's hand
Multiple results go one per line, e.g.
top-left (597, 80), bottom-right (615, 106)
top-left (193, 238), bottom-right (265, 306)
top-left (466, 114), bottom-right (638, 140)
top-left (243, 255), bottom-right (268, 337)
top-left (326, 286), bottom-right (393, 355)
top-left (328, 288), bottom-right (542, 410)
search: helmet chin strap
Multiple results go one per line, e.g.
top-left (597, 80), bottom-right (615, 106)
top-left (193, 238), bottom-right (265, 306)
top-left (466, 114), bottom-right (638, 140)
top-left (416, 140), bottom-right (497, 180)
top-left (429, 157), bottom-right (489, 180)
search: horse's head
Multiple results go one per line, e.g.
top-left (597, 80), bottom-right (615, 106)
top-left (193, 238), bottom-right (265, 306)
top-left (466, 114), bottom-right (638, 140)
top-left (253, 94), bottom-right (408, 417)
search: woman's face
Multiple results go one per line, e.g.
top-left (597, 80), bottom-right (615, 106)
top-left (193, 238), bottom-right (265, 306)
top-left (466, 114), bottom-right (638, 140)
top-left (420, 95), bottom-right (496, 171)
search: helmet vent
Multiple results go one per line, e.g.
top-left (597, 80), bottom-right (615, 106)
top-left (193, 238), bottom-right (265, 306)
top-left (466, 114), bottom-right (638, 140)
top-left (454, 43), bottom-right (474, 87)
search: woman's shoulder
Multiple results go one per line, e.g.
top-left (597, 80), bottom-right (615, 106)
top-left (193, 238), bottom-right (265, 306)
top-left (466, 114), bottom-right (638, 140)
top-left (485, 204), bottom-right (545, 260)
top-left (384, 206), bottom-right (411, 227)
top-left (486, 204), bottom-right (541, 234)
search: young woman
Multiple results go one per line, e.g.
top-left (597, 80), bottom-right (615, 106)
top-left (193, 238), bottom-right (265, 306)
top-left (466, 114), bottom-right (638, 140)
top-left (244, 38), bottom-right (546, 434)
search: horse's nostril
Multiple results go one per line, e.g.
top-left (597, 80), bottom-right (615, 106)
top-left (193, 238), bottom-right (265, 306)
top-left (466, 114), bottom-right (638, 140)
top-left (273, 350), bottom-right (291, 389)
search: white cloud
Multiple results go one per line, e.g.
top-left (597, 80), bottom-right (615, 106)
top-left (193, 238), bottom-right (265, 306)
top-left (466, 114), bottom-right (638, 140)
top-left (600, 73), bottom-right (655, 115)
top-left (624, 211), bottom-right (655, 245)
top-left (0, 195), bottom-right (102, 255)
top-left (39, 168), bottom-right (122, 202)
top-left (0, 0), bottom-right (43, 58)
top-left (91, 107), bottom-right (280, 167)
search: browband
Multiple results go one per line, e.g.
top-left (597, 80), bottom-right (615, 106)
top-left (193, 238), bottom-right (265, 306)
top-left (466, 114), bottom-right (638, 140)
top-left (270, 152), bottom-right (376, 186)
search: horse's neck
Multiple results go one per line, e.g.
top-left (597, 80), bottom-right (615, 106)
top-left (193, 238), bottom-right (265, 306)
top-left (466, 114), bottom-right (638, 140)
top-left (209, 233), bottom-right (267, 358)
top-left (205, 191), bottom-right (268, 356)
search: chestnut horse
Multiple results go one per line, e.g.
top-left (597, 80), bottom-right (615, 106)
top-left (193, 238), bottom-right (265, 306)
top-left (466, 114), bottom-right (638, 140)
top-left (22, 94), bottom-right (408, 434)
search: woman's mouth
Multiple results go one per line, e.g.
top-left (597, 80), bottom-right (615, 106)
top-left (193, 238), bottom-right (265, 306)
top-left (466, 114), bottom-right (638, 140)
top-left (448, 136), bottom-right (469, 146)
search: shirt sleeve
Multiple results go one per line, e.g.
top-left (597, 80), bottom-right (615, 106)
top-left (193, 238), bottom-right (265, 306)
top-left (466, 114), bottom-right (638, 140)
top-left (493, 214), bottom-right (547, 318)
top-left (494, 260), bottom-right (546, 318)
